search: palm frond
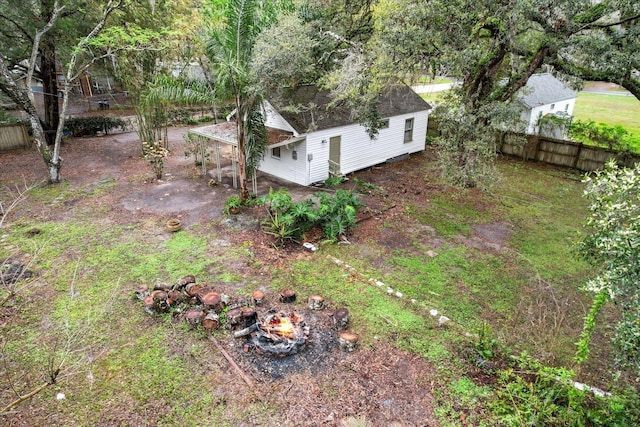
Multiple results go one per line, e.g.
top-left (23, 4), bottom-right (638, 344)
top-left (143, 77), bottom-right (214, 107)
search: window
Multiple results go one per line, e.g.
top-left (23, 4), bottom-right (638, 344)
top-left (550, 103), bottom-right (555, 110)
top-left (271, 147), bottom-right (281, 159)
top-left (564, 104), bottom-right (569, 112)
top-left (404, 118), bottom-right (414, 143)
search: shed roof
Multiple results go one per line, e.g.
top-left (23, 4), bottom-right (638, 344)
top-left (273, 84), bottom-right (431, 134)
top-left (517, 73), bottom-right (577, 108)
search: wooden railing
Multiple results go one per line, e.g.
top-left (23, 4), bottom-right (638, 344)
top-left (328, 159), bottom-right (341, 176)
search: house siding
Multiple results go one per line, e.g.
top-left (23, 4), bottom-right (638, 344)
top-left (526, 98), bottom-right (576, 134)
top-left (263, 101), bottom-right (298, 136)
top-left (339, 112), bottom-right (427, 177)
top-left (263, 110), bottom-right (428, 185)
top-left (258, 140), bottom-right (309, 186)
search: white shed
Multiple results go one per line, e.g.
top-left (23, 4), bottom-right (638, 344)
top-left (260, 84), bottom-right (431, 186)
top-left (189, 84), bottom-right (431, 187)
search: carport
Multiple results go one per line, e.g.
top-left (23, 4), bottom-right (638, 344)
top-left (188, 121), bottom-right (257, 192)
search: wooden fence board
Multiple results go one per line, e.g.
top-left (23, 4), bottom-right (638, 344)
top-left (0, 123), bottom-right (29, 151)
top-left (501, 135), bottom-right (640, 171)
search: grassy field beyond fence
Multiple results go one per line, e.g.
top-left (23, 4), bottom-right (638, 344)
top-left (571, 91), bottom-right (640, 152)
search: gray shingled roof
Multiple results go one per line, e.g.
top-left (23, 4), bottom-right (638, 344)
top-left (271, 84), bottom-right (431, 134)
top-left (517, 73), bottom-right (577, 108)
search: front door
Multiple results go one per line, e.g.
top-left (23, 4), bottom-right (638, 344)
top-left (328, 136), bottom-right (341, 176)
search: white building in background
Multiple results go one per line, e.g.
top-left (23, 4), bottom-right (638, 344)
top-left (516, 73), bottom-right (577, 137)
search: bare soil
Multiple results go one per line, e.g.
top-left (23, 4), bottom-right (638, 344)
top-left (1, 127), bottom-right (459, 426)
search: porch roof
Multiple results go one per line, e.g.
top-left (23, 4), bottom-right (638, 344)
top-left (188, 121), bottom-right (237, 145)
top-left (188, 121), bottom-right (303, 148)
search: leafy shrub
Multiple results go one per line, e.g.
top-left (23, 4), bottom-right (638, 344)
top-left (142, 141), bottom-right (169, 179)
top-left (198, 115), bottom-right (214, 123)
top-left (65, 116), bottom-right (127, 136)
top-left (166, 108), bottom-right (193, 125)
top-left (0, 111), bottom-right (23, 125)
top-left (224, 195), bottom-right (243, 214)
top-left (491, 353), bottom-right (640, 426)
top-left (315, 189), bottom-right (363, 241)
top-left (324, 175), bottom-right (346, 187)
top-left (569, 119), bottom-right (632, 152)
top-left (183, 132), bottom-right (210, 166)
top-left (352, 177), bottom-right (378, 194)
top-left (256, 188), bottom-right (362, 244)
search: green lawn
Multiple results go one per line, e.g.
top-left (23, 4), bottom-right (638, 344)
top-left (571, 91), bottom-right (640, 151)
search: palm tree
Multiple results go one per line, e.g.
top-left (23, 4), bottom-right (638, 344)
top-left (143, 0), bottom-right (283, 197)
top-left (204, 0), bottom-right (281, 200)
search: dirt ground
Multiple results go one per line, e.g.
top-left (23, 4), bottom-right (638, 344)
top-left (1, 126), bottom-right (459, 426)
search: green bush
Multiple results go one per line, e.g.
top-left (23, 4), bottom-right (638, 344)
top-left (324, 175), bottom-right (346, 187)
top-left (224, 195), bottom-right (243, 214)
top-left (569, 119), bottom-right (633, 152)
top-left (256, 188), bottom-right (362, 244)
top-left (491, 353), bottom-right (640, 426)
top-left (315, 189), bottom-right (363, 241)
top-left (64, 116), bottom-right (127, 136)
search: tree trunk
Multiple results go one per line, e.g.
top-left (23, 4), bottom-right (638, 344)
top-left (235, 95), bottom-right (251, 201)
top-left (279, 289), bottom-right (296, 303)
top-left (41, 36), bottom-right (59, 146)
top-left (252, 289), bottom-right (265, 306)
top-left (338, 331), bottom-right (359, 352)
top-left (332, 308), bottom-right (350, 331)
top-left (307, 295), bottom-right (325, 310)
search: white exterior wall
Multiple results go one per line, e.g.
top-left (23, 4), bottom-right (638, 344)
top-left (258, 141), bottom-right (309, 186)
top-left (526, 98), bottom-right (576, 134)
top-left (259, 106), bottom-right (429, 186)
top-left (342, 111), bottom-right (428, 176)
top-left (263, 101), bottom-right (298, 135)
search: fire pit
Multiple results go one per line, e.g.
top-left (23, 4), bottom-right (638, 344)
top-left (253, 311), bottom-right (309, 356)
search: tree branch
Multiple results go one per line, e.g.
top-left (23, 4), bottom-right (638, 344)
top-left (26, 0), bottom-right (65, 105)
top-left (0, 381), bottom-right (54, 414)
top-left (0, 12), bottom-right (34, 43)
top-left (582, 12), bottom-right (640, 30)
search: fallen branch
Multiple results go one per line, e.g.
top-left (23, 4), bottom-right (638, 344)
top-left (209, 336), bottom-right (266, 404)
top-left (355, 203), bottom-right (396, 224)
top-left (232, 323), bottom-right (258, 338)
top-left (1, 380), bottom-right (52, 414)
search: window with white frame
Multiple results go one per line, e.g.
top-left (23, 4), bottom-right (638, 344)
top-left (271, 147), bottom-right (281, 159)
top-left (404, 118), bottom-right (414, 143)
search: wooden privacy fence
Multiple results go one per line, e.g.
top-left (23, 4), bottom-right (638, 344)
top-left (0, 123), bottom-right (30, 151)
top-left (427, 117), bottom-right (640, 171)
top-left (498, 133), bottom-right (640, 172)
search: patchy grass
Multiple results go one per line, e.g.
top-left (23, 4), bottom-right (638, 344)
top-left (411, 75), bottom-right (454, 85)
top-left (419, 91), bottom-right (448, 106)
top-left (0, 214), bottom-right (260, 425)
top-left (1, 145), bottom-right (634, 425)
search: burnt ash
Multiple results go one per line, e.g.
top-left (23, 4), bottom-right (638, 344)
top-left (234, 309), bottom-right (342, 380)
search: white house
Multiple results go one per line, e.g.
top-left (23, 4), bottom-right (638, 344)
top-left (190, 84), bottom-right (431, 187)
top-left (516, 73), bottom-right (577, 136)
top-left (259, 84), bottom-right (431, 186)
